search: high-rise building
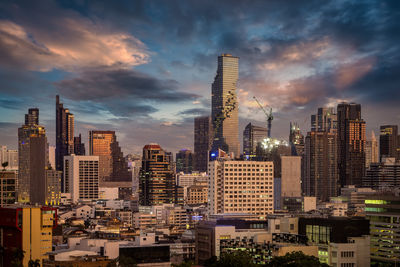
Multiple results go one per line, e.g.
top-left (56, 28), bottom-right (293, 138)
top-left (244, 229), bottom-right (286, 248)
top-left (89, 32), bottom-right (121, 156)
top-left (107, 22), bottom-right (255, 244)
top-left (74, 133), bottom-right (86, 155)
top-left (56, 95), bottom-right (74, 191)
top-left (0, 170), bottom-right (16, 206)
top-left (64, 155), bottom-right (99, 203)
top-left (194, 116), bottom-right (212, 172)
top-left (289, 122), bottom-right (305, 156)
top-left (365, 131), bottom-right (378, 169)
top-left (211, 54), bottom-right (240, 157)
top-left (208, 159), bottom-right (274, 218)
top-left (362, 157), bottom-right (400, 190)
top-left (18, 109), bottom-right (48, 204)
top-left (0, 207), bottom-right (56, 267)
top-left (176, 149), bottom-right (194, 173)
top-left (379, 125), bottom-right (398, 161)
top-left (243, 123), bottom-right (268, 159)
top-left (89, 130), bottom-right (131, 182)
top-left (337, 103), bottom-right (366, 187)
top-left (311, 107), bottom-right (337, 133)
top-left (139, 143), bottom-right (176, 206)
top-left (24, 108), bottom-right (39, 126)
top-left (281, 156), bottom-right (302, 198)
top-left (48, 145), bottom-right (56, 169)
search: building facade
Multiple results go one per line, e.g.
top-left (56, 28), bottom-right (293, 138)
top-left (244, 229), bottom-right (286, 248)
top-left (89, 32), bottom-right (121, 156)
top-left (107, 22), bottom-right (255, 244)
top-left (176, 149), bottom-right (194, 173)
top-left (281, 156), bottom-right (302, 198)
top-left (0, 170), bottom-right (16, 206)
top-left (0, 145), bottom-right (18, 170)
top-left (380, 125), bottom-right (398, 161)
top-left (211, 54), bottom-right (240, 157)
top-left (365, 131), bottom-right (379, 169)
top-left (194, 116), bottom-right (212, 173)
top-left (243, 123), bottom-right (268, 159)
top-left (362, 157), bottom-right (400, 190)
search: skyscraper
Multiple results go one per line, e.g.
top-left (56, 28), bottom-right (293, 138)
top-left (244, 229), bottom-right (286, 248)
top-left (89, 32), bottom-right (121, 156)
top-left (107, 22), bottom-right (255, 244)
top-left (24, 108), bottom-right (39, 126)
top-left (176, 149), bottom-right (193, 173)
top-left (337, 103), bottom-right (366, 187)
top-left (139, 143), bottom-right (176, 205)
top-left (211, 54), bottom-right (240, 157)
top-left (289, 122), bottom-right (305, 156)
top-left (311, 107), bottom-right (337, 133)
top-left (365, 131), bottom-right (378, 169)
top-left (74, 133), bottom-right (86, 155)
top-left (18, 109), bottom-right (48, 204)
top-left (379, 125), bottom-right (398, 160)
top-left (56, 95), bottom-right (74, 191)
top-left (89, 130), bottom-right (131, 182)
top-left (194, 116), bottom-right (212, 172)
top-left (243, 123), bottom-right (268, 159)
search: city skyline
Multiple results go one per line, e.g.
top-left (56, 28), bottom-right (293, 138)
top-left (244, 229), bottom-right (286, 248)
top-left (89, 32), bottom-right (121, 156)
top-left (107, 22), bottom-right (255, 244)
top-left (1, 0), bottom-right (400, 156)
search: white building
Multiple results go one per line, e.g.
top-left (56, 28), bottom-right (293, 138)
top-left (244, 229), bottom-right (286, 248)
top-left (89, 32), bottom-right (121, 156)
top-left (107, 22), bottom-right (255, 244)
top-left (64, 155), bottom-right (99, 203)
top-left (177, 172), bottom-right (208, 187)
top-left (0, 145), bottom-right (18, 170)
top-left (208, 160), bottom-right (274, 218)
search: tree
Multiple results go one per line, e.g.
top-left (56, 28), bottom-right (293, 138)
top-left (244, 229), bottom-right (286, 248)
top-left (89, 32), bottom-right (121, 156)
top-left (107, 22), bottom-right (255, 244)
top-left (205, 251), bottom-right (258, 267)
top-left (172, 260), bottom-right (195, 267)
top-left (10, 248), bottom-right (25, 267)
top-left (1, 162), bottom-right (8, 171)
top-left (265, 251), bottom-right (329, 267)
top-left (118, 255), bottom-right (137, 267)
top-left (28, 259), bottom-right (41, 267)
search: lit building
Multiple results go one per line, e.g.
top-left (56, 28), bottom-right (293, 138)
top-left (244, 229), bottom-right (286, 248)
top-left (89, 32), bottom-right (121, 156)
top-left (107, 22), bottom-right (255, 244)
top-left (176, 149), bottom-right (194, 173)
top-left (365, 131), bottom-right (378, 168)
top-left (139, 143), bottom-right (176, 206)
top-left (243, 123), bottom-right (267, 159)
top-left (45, 169), bottom-right (62, 206)
top-left (337, 102), bottom-right (366, 187)
top-left (0, 145), bottom-right (18, 170)
top-left (64, 154), bottom-right (99, 203)
top-left (89, 130), bottom-right (131, 182)
top-left (0, 206), bottom-right (57, 267)
top-left (365, 191), bottom-right (400, 265)
top-left (281, 156), bottom-right (301, 198)
top-left (289, 122), bottom-right (305, 156)
top-left (208, 160), bottom-right (274, 218)
top-left (186, 184), bottom-right (208, 205)
top-left (304, 131), bottom-right (339, 202)
top-left (0, 170), bottom-right (16, 206)
top-left (211, 54), bottom-right (240, 157)
top-left (379, 125), bottom-right (398, 160)
top-left (18, 109), bottom-right (48, 204)
top-left (194, 116), bottom-right (212, 173)
top-left (362, 157), bottom-right (400, 190)
top-left (56, 95), bottom-right (74, 191)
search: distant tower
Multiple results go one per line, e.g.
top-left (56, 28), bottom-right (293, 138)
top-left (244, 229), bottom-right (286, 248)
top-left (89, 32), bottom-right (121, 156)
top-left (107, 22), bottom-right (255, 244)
top-left (175, 149), bottom-right (193, 173)
top-left (56, 95), bottom-right (74, 191)
top-left (74, 134), bottom-right (86, 155)
top-left (194, 116), bottom-right (212, 172)
top-left (139, 143), bottom-right (176, 205)
top-left (211, 54), bottom-right (240, 157)
top-left (365, 131), bottom-right (379, 169)
top-left (337, 103), bottom-right (366, 187)
top-left (289, 122), bottom-right (305, 156)
top-left (379, 125), bottom-right (398, 161)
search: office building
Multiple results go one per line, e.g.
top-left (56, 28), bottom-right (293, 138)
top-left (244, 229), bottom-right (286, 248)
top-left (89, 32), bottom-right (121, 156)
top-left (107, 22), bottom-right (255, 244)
top-left (380, 125), bottom-right (398, 160)
top-left (304, 131), bottom-right (339, 201)
top-left (243, 123), bottom-right (268, 159)
top-left (311, 107), bottom-right (337, 133)
top-left (362, 157), bottom-right (400, 189)
top-left (0, 207), bottom-right (56, 267)
top-left (139, 143), bottom-right (176, 206)
top-left (48, 145), bottom-right (56, 169)
top-left (365, 191), bottom-right (400, 265)
top-left (64, 154), bottom-right (99, 203)
top-left (0, 145), bottom-right (18, 170)
top-left (24, 107), bottom-right (39, 126)
top-left (45, 169), bottom-right (62, 206)
top-left (365, 131), bottom-right (379, 169)
top-left (289, 122), bottom-right (305, 156)
top-left (89, 130), bottom-right (131, 182)
top-left (211, 54), bottom-right (240, 157)
top-left (194, 116), bottom-right (212, 172)
top-left (281, 156), bottom-right (302, 198)
top-left (0, 170), bottom-right (16, 206)
top-left (208, 160), bottom-right (274, 218)
top-left (337, 102), bottom-right (366, 186)
top-left (73, 133), bottom-right (85, 155)
top-left (176, 149), bottom-right (193, 173)
top-left (18, 109), bottom-right (48, 204)
top-left (56, 96), bottom-right (74, 188)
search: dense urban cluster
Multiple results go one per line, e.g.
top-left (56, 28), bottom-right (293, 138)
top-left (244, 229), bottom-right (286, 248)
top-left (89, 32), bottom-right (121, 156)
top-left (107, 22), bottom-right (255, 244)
top-left (0, 54), bottom-right (399, 267)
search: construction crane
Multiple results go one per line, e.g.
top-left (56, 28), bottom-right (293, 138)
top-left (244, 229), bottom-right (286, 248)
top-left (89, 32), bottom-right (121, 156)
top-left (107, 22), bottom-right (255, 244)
top-left (253, 96), bottom-right (273, 138)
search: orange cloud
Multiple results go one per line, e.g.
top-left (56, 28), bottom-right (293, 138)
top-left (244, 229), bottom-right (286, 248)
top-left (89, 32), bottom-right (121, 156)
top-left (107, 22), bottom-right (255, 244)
top-left (335, 57), bottom-right (375, 89)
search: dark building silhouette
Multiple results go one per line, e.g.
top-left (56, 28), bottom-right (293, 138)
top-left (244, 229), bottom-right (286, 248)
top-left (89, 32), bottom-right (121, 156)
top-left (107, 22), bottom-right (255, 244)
top-left (379, 125), bottom-right (398, 161)
top-left (194, 116), bottom-right (212, 172)
top-left (56, 95), bottom-right (74, 191)
top-left (89, 130), bottom-right (131, 182)
top-left (337, 103), bottom-right (366, 187)
top-left (139, 143), bottom-right (176, 205)
top-left (243, 123), bottom-right (267, 159)
top-left (175, 149), bottom-right (193, 173)
top-left (74, 134), bottom-right (85, 155)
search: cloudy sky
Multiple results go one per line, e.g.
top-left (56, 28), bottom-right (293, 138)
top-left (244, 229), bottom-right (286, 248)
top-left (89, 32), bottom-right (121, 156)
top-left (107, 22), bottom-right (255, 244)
top-left (0, 0), bottom-right (399, 155)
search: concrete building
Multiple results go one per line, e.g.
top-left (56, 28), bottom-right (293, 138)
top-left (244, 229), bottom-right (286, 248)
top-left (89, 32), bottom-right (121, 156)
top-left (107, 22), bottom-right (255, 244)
top-left (243, 123), bottom-right (267, 159)
top-left (64, 155), bottom-right (99, 203)
top-left (0, 170), bottom-right (16, 206)
top-left (0, 145), bottom-right (18, 170)
top-left (365, 131), bottom-right (378, 169)
top-left (211, 54), bottom-right (240, 157)
top-left (194, 116), bottom-right (212, 173)
top-left (187, 184), bottom-right (208, 205)
top-left (362, 157), bottom-right (400, 189)
top-left (208, 160), bottom-right (274, 218)
top-left (0, 206), bottom-right (56, 267)
top-left (281, 156), bottom-right (301, 198)
top-left (45, 169), bottom-right (62, 206)
top-left (176, 172), bottom-right (208, 187)
top-left (281, 196), bottom-right (317, 213)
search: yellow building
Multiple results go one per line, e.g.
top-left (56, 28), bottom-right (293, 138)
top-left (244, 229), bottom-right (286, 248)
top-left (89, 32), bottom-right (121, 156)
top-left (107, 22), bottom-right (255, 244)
top-left (0, 206), bottom-right (56, 266)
